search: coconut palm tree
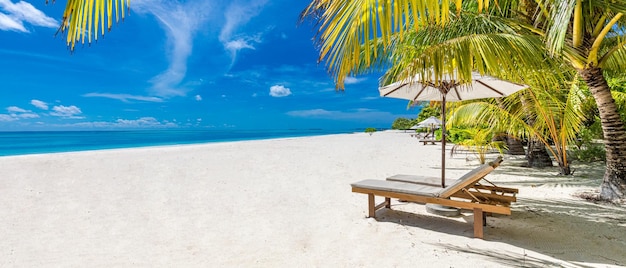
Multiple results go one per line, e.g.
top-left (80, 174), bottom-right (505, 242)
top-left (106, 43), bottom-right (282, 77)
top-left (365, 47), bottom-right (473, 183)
top-left (301, 0), bottom-right (626, 201)
top-left (449, 127), bottom-right (507, 165)
top-left (450, 79), bottom-right (588, 175)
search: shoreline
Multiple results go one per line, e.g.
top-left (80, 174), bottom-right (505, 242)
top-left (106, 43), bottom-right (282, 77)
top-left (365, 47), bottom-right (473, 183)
top-left (0, 129), bottom-right (359, 157)
top-left (1, 131), bottom-right (624, 267)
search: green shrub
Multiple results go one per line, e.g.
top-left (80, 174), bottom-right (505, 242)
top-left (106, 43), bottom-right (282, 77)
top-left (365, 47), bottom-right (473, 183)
top-left (391, 118), bottom-right (413, 129)
top-left (571, 125), bottom-right (606, 162)
top-left (365, 127), bottom-right (377, 136)
top-left (447, 127), bottom-right (473, 143)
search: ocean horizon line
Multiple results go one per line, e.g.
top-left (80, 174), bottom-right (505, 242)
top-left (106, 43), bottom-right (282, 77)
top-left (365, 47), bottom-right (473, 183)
top-left (0, 128), bottom-right (369, 157)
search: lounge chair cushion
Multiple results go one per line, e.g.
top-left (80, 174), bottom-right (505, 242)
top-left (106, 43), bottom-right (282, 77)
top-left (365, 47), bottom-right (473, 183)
top-left (437, 157), bottom-right (502, 198)
top-left (351, 179), bottom-right (440, 197)
top-left (387, 174), bottom-right (457, 187)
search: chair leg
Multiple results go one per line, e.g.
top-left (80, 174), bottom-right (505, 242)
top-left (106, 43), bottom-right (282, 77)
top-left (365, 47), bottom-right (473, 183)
top-left (473, 208), bottom-right (484, 239)
top-left (385, 197), bottom-right (391, 208)
top-left (368, 194), bottom-right (376, 217)
top-left (483, 212), bottom-right (487, 227)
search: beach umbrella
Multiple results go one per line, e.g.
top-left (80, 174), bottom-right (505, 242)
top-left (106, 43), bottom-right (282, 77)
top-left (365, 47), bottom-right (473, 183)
top-left (416, 116), bottom-right (442, 128)
top-left (379, 71), bottom-right (528, 187)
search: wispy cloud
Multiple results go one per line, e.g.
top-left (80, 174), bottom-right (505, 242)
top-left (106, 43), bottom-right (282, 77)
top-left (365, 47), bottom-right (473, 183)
top-left (30, 99), bottom-right (48, 110)
top-left (0, 114), bottom-right (15, 122)
top-left (83, 93), bottom-right (164, 103)
top-left (69, 117), bottom-right (178, 128)
top-left (219, 0), bottom-right (268, 66)
top-left (287, 108), bottom-right (400, 121)
top-left (7, 106), bottom-right (27, 113)
top-left (3, 105), bottom-right (39, 120)
top-left (50, 105), bottom-right (84, 119)
top-left (133, 0), bottom-right (210, 98)
top-left (114, 117), bottom-right (177, 127)
top-left (0, 0), bottom-right (57, 32)
top-left (344, 76), bottom-right (366, 85)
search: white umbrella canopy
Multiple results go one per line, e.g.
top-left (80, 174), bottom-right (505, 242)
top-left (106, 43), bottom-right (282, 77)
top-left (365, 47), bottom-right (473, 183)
top-left (379, 71), bottom-right (528, 187)
top-left (417, 116), bottom-right (442, 128)
top-left (380, 72), bottom-right (528, 102)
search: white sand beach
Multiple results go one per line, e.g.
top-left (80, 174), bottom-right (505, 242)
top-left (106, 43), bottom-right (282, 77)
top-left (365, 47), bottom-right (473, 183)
top-left (1, 131), bottom-right (625, 267)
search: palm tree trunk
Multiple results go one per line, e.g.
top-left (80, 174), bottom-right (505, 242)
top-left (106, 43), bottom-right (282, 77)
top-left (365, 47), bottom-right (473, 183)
top-left (580, 67), bottom-right (626, 200)
top-left (526, 138), bottom-right (553, 167)
top-left (506, 136), bottom-right (526, 155)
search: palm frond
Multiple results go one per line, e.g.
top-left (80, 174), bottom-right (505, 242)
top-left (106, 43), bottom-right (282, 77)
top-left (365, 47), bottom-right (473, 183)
top-left (56, 0), bottom-right (130, 51)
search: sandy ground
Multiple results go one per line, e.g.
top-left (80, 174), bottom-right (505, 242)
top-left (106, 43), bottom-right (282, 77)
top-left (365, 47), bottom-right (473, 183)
top-left (0, 131), bottom-right (624, 267)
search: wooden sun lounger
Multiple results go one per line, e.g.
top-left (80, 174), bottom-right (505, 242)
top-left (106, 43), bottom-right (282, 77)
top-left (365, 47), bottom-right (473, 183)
top-left (419, 139), bottom-right (440, 145)
top-left (350, 157), bottom-right (517, 238)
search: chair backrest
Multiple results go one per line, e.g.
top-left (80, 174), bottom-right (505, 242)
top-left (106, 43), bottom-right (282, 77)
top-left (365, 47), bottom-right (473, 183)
top-left (437, 156), bottom-right (503, 198)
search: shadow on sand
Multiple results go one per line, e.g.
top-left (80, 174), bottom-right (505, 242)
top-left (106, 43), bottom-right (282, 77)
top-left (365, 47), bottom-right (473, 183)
top-left (375, 159), bottom-right (625, 267)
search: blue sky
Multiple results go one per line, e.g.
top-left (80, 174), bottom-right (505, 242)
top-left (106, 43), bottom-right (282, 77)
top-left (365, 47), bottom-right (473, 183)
top-left (0, 0), bottom-right (417, 131)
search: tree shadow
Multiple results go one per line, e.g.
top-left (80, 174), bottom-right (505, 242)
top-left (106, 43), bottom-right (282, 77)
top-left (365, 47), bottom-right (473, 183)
top-left (375, 195), bottom-right (626, 266)
top-left (429, 243), bottom-right (598, 268)
top-left (485, 197), bottom-right (626, 266)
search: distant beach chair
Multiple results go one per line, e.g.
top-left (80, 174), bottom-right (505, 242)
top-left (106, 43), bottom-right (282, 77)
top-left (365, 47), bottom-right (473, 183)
top-left (350, 157), bottom-right (517, 238)
top-left (418, 139), bottom-right (440, 145)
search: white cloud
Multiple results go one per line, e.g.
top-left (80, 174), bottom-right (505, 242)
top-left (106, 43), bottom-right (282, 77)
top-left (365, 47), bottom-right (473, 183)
top-left (115, 117), bottom-right (171, 127)
top-left (286, 109), bottom-right (332, 117)
top-left (269, 85), bottom-right (291, 97)
top-left (224, 38), bottom-right (256, 53)
top-left (83, 93), bottom-right (164, 103)
top-left (132, 0), bottom-right (210, 98)
top-left (0, 0), bottom-right (58, 32)
top-left (287, 108), bottom-right (399, 121)
top-left (3, 105), bottom-right (39, 120)
top-left (195, 94), bottom-right (202, 101)
top-left (50, 105), bottom-right (83, 119)
top-left (64, 117), bottom-right (178, 128)
top-left (6, 106), bottom-right (27, 113)
top-left (15, 112), bottom-right (38, 119)
top-left (219, 0), bottom-right (268, 65)
top-left (31, 99), bottom-right (48, 110)
top-left (344, 76), bottom-right (366, 85)
top-left (0, 114), bottom-right (16, 121)
top-left (0, 12), bottom-right (24, 31)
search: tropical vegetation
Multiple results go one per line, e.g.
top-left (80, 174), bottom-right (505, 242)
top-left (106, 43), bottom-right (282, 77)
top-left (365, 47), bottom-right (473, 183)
top-left (301, 0), bottom-right (626, 201)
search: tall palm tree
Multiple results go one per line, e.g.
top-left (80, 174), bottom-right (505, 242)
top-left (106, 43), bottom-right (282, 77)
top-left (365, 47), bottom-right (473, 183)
top-left (531, 0), bottom-right (626, 201)
top-left (301, 1), bottom-right (626, 201)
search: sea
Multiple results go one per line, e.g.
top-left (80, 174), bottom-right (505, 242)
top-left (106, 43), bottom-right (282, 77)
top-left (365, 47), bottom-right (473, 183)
top-left (0, 129), bottom-right (357, 157)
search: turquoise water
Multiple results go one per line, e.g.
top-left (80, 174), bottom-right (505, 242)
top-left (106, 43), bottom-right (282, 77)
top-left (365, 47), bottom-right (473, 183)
top-left (0, 129), bottom-right (356, 156)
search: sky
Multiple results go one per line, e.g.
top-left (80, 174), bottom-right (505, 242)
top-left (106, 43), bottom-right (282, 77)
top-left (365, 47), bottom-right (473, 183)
top-left (0, 0), bottom-right (418, 131)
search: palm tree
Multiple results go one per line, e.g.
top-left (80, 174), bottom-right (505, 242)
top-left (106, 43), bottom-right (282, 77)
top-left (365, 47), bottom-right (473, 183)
top-left (450, 79), bottom-right (588, 175)
top-left (449, 127), bottom-right (506, 165)
top-left (50, 0), bottom-right (130, 50)
top-left (301, 1), bottom-right (626, 201)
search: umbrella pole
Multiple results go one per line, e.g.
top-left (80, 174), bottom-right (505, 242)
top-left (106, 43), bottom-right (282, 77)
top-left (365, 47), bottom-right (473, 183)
top-left (441, 95), bottom-right (446, 188)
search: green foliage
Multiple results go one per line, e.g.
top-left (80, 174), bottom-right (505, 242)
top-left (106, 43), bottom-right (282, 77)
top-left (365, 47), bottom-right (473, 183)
top-left (571, 125), bottom-right (606, 163)
top-left (450, 128), bottom-right (506, 164)
top-left (447, 127), bottom-right (473, 143)
top-left (434, 129), bottom-right (442, 140)
top-left (416, 106), bottom-right (441, 122)
top-left (391, 118), bottom-right (413, 129)
top-left (364, 127), bottom-right (377, 135)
